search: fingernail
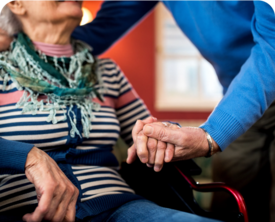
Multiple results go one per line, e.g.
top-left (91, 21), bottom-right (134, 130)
top-left (146, 163), bottom-right (154, 168)
top-left (153, 117), bottom-right (157, 121)
top-left (144, 125), bottom-right (153, 135)
top-left (154, 165), bottom-right (160, 172)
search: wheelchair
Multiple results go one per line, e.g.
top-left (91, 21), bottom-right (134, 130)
top-left (119, 159), bottom-right (249, 222)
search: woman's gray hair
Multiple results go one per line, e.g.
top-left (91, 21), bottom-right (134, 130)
top-left (0, 5), bottom-right (22, 36)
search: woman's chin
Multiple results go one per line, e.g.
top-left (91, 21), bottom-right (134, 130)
top-left (57, 0), bottom-right (83, 17)
top-left (60, 9), bottom-right (83, 22)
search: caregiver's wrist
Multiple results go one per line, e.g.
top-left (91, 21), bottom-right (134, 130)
top-left (210, 139), bottom-right (221, 155)
top-left (202, 129), bottom-right (220, 157)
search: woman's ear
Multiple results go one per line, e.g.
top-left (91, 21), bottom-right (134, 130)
top-left (7, 1), bottom-right (26, 16)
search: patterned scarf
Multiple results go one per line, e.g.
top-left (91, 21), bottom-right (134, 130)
top-left (0, 33), bottom-right (104, 138)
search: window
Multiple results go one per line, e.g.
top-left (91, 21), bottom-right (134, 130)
top-left (155, 4), bottom-right (222, 111)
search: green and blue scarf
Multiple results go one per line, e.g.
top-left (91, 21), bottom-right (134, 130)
top-left (0, 33), bottom-right (104, 138)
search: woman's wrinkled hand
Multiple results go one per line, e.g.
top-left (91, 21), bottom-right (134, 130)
top-left (23, 147), bottom-right (79, 222)
top-left (0, 29), bottom-right (12, 51)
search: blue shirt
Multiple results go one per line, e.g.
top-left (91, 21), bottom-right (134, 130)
top-left (73, 1), bottom-right (275, 150)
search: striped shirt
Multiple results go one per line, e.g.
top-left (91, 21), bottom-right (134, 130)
top-left (0, 58), bottom-right (150, 219)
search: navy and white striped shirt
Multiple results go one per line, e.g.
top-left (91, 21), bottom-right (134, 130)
top-left (0, 58), bottom-right (150, 219)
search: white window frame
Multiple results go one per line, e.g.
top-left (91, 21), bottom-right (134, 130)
top-left (155, 4), bottom-right (222, 111)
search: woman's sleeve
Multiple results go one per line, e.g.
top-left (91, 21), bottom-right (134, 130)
top-left (72, 1), bottom-right (158, 55)
top-left (200, 2), bottom-right (275, 150)
top-left (112, 63), bottom-right (151, 146)
top-left (0, 138), bottom-right (33, 174)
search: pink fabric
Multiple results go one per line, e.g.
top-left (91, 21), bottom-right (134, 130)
top-left (93, 97), bottom-right (115, 109)
top-left (0, 91), bottom-right (51, 106)
top-left (33, 41), bottom-right (74, 57)
top-left (115, 89), bottom-right (139, 109)
top-left (0, 91), bottom-right (24, 105)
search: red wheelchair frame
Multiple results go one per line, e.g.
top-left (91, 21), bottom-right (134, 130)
top-left (120, 159), bottom-right (249, 222)
top-left (175, 165), bottom-right (249, 222)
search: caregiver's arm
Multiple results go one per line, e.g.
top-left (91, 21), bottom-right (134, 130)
top-left (200, 1), bottom-right (275, 150)
top-left (72, 1), bottom-right (158, 55)
top-left (140, 2), bottom-right (275, 154)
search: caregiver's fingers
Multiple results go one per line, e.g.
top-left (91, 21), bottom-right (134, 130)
top-left (143, 123), bottom-right (184, 146)
top-left (136, 131), bottom-right (149, 163)
top-left (132, 117), bottom-right (157, 143)
top-left (153, 141), bottom-right (167, 172)
top-left (126, 145), bottom-right (137, 164)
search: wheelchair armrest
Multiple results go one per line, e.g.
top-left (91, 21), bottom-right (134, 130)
top-left (174, 165), bottom-right (249, 222)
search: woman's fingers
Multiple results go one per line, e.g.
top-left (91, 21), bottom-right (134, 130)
top-left (43, 191), bottom-right (63, 220)
top-left (147, 137), bottom-right (157, 165)
top-left (126, 145), bottom-right (137, 164)
top-left (23, 147), bottom-right (78, 222)
top-left (132, 117), bottom-right (157, 143)
top-left (136, 131), bottom-right (149, 163)
top-left (51, 195), bottom-right (72, 222)
top-left (23, 185), bottom-right (55, 222)
top-left (50, 168), bottom-right (78, 222)
top-left (165, 143), bottom-right (175, 163)
top-left (63, 204), bottom-right (76, 222)
top-left (44, 168), bottom-right (68, 220)
top-left (127, 117), bottom-right (157, 164)
top-left (64, 187), bottom-right (79, 222)
top-left (153, 141), bottom-right (166, 172)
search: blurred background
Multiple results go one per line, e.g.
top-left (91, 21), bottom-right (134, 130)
top-left (81, 1), bottom-right (223, 210)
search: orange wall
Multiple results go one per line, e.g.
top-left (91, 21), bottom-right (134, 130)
top-left (83, 1), bottom-right (210, 120)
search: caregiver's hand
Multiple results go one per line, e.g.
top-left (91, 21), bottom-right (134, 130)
top-left (23, 147), bottom-right (79, 222)
top-left (0, 28), bottom-right (12, 51)
top-left (129, 122), bottom-right (221, 172)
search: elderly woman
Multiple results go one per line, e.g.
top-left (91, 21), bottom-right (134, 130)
top-left (0, 1), bottom-right (221, 222)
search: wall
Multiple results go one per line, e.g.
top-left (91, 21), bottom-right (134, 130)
top-left (83, 1), bottom-right (211, 122)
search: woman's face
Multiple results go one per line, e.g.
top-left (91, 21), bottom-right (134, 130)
top-left (17, 1), bottom-right (83, 27)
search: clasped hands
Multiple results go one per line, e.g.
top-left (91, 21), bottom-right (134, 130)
top-left (127, 117), bottom-right (220, 172)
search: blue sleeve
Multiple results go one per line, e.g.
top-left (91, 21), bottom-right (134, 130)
top-left (0, 138), bottom-right (34, 174)
top-left (72, 1), bottom-right (158, 55)
top-left (201, 2), bottom-right (275, 150)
